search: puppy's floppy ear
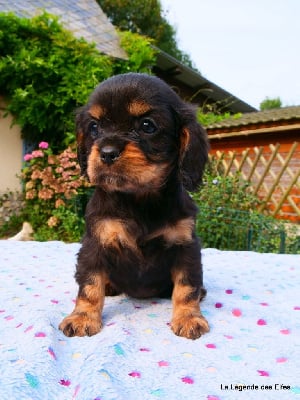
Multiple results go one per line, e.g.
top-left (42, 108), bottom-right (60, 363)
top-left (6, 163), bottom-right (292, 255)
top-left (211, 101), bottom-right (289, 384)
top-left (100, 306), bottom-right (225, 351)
top-left (179, 106), bottom-right (209, 191)
top-left (75, 106), bottom-right (88, 178)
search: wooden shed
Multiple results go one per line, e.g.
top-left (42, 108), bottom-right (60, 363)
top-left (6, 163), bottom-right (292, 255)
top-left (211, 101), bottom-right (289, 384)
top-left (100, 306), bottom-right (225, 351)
top-left (206, 106), bottom-right (300, 222)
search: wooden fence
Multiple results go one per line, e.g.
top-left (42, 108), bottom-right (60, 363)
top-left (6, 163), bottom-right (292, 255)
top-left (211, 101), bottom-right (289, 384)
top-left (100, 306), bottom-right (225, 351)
top-left (210, 142), bottom-right (300, 222)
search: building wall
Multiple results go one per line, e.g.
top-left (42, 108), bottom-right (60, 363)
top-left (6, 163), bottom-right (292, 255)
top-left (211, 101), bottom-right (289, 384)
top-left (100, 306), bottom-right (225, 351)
top-left (0, 98), bottom-right (23, 193)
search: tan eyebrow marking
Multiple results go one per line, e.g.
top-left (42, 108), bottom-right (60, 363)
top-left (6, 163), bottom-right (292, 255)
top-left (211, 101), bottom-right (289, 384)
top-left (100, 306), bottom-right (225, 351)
top-left (127, 101), bottom-right (152, 116)
top-left (88, 104), bottom-right (106, 119)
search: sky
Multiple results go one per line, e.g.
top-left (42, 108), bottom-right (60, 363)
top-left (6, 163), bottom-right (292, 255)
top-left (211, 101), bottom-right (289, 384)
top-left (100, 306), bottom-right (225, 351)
top-left (160, 0), bottom-right (300, 110)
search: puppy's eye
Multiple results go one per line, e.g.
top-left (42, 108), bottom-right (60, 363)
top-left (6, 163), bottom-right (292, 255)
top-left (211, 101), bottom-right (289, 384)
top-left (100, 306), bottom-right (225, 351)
top-left (89, 121), bottom-right (98, 139)
top-left (140, 118), bottom-right (157, 134)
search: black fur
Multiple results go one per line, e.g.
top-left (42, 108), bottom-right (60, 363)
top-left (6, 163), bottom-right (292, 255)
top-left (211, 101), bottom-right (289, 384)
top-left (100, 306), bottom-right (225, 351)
top-left (60, 73), bottom-right (210, 339)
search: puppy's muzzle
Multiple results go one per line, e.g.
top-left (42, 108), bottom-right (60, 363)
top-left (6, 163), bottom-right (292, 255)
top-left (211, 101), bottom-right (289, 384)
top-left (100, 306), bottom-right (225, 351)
top-left (100, 145), bottom-right (121, 165)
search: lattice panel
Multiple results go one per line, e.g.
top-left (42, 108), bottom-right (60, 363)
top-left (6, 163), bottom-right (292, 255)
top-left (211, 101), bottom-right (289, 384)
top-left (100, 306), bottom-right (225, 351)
top-left (211, 142), bottom-right (300, 222)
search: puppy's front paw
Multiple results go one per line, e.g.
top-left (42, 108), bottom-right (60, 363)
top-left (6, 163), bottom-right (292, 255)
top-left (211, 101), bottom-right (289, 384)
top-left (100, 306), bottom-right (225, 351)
top-left (59, 313), bottom-right (102, 337)
top-left (171, 314), bottom-right (209, 340)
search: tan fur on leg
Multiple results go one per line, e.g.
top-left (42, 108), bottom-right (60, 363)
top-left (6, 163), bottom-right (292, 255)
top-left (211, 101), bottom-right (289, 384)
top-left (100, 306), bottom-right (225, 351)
top-left (59, 272), bottom-right (106, 337)
top-left (171, 270), bottom-right (209, 339)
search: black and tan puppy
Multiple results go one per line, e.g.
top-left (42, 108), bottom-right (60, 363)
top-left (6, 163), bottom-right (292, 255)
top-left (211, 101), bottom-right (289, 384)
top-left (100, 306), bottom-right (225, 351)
top-left (59, 73), bottom-right (209, 339)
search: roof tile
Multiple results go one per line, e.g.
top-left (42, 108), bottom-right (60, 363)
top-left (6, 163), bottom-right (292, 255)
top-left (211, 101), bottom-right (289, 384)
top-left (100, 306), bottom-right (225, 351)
top-left (0, 0), bottom-right (126, 59)
top-left (208, 106), bottom-right (300, 130)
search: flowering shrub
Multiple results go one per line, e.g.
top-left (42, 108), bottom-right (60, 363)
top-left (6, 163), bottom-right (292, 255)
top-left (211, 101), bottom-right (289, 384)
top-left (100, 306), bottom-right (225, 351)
top-left (21, 142), bottom-right (90, 241)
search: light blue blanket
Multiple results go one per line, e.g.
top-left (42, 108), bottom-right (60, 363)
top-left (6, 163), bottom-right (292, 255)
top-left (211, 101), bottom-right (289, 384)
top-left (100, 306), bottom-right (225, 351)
top-left (0, 241), bottom-right (299, 399)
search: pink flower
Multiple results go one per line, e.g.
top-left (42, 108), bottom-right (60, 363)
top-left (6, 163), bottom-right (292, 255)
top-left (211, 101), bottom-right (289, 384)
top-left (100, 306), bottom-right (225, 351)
top-left (47, 155), bottom-right (56, 165)
top-left (39, 141), bottom-right (49, 149)
top-left (31, 170), bottom-right (42, 180)
top-left (25, 189), bottom-right (37, 200)
top-left (24, 154), bottom-right (33, 161)
top-left (55, 199), bottom-right (66, 208)
top-left (32, 150), bottom-right (44, 158)
top-left (38, 188), bottom-right (54, 200)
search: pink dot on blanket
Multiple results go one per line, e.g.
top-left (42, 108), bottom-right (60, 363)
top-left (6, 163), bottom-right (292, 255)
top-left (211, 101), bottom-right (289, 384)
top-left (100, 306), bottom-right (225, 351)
top-left (232, 308), bottom-right (242, 317)
top-left (294, 306), bottom-right (300, 310)
top-left (276, 357), bottom-right (287, 363)
top-left (181, 376), bottom-right (194, 384)
top-left (257, 319), bottom-right (267, 325)
top-left (129, 371), bottom-right (141, 378)
top-left (257, 370), bottom-right (269, 376)
top-left (59, 379), bottom-right (71, 386)
top-left (48, 347), bottom-right (57, 360)
top-left (280, 329), bottom-right (290, 335)
top-left (24, 325), bottom-right (33, 332)
top-left (158, 360), bottom-right (169, 367)
top-left (35, 332), bottom-right (46, 337)
top-left (215, 302), bottom-right (223, 308)
top-left (207, 396), bottom-right (220, 400)
top-left (206, 343), bottom-right (216, 349)
top-left (226, 289), bottom-right (233, 294)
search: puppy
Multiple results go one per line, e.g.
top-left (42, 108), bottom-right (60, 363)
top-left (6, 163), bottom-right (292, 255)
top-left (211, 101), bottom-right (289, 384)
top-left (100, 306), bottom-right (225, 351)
top-left (59, 73), bottom-right (209, 339)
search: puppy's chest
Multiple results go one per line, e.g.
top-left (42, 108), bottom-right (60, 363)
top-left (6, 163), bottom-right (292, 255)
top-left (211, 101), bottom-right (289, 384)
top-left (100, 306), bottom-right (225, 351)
top-left (93, 216), bottom-right (195, 253)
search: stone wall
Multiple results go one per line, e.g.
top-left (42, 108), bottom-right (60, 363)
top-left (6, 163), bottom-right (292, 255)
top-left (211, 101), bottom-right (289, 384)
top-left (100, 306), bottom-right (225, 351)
top-left (0, 191), bottom-right (24, 226)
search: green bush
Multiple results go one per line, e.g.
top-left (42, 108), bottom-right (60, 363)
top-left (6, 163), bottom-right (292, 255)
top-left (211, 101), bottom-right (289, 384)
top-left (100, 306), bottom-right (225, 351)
top-left (115, 30), bottom-right (157, 74)
top-left (0, 12), bottom-right (112, 148)
top-left (192, 162), bottom-right (289, 253)
top-left (284, 225), bottom-right (300, 254)
top-left (0, 12), bottom-right (156, 149)
top-left (196, 104), bottom-right (241, 127)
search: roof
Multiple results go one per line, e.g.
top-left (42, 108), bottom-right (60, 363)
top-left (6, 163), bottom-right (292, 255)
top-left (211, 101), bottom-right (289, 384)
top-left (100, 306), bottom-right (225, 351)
top-left (0, 0), bottom-right (256, 114)
top-left (207, 105), bottom-right (300, 131)
top-left (154, 49), bottom-right (256, 114)
top-left (0, 0), bottom-right (126, 59)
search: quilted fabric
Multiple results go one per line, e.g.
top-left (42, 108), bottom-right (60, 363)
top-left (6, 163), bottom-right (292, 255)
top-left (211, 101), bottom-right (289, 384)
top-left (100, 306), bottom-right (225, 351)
top-left (0, 240), bottom-right (299, 399)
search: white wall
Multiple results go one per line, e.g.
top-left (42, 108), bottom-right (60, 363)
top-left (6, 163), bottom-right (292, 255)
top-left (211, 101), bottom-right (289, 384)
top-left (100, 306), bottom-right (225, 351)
top-left (0, 98), bottom-right (23, 193)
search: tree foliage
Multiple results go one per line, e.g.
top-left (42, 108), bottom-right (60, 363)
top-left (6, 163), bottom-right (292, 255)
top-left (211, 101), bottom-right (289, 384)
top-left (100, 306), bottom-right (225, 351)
top-left (97, 0), bottom-right (196, 68)
top-left (0, 12), bottom-right (156, 149)
top-left (260, 97), bottom-right (282, 110)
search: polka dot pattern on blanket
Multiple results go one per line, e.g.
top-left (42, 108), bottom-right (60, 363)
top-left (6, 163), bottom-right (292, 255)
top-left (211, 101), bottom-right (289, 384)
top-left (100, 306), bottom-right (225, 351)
top-left (0, 241), bottom-right (299, 399)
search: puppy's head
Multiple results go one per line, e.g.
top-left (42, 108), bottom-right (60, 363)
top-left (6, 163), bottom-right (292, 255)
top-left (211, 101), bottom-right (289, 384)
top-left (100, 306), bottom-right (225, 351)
top-left (76, 73), bottom-right (208, 194)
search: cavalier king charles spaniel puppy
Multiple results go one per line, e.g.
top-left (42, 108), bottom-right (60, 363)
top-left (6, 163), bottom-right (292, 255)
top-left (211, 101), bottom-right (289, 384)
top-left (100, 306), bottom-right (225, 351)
top-left (59, 73), bottom-right (209, 339)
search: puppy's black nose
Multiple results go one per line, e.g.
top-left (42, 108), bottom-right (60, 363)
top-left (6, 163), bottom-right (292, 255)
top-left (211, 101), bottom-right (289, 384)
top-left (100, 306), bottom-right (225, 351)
top-left (100, 145), bottom-right (121, 165)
